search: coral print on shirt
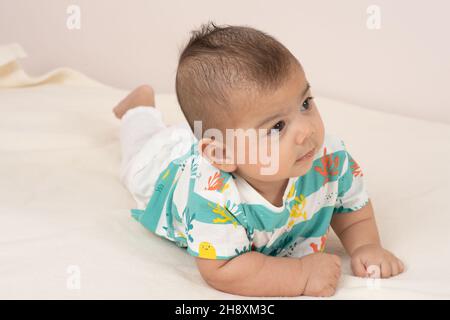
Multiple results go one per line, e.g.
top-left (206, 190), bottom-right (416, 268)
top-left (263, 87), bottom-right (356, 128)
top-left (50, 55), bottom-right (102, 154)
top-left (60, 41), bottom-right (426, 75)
top-left (131, 132), bottom-right (369, 260)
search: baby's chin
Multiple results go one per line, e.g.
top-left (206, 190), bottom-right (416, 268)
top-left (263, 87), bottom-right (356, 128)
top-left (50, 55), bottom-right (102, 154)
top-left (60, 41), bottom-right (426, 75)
top-left (239, 154), bottom-right (316, 180)
top-left (290, 156), bottom-right (315, 176)
top-left (249, 162), bottom-right (314, 181)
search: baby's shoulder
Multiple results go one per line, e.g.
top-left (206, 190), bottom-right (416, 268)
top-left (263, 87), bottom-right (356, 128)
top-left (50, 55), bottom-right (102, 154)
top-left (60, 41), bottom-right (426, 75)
top-left (321, 132), bottom-right (347, 154)
top-left (308, 132), bottom-right (350, 182)
top-left (190, 153), bottom-right (241, 205)
top-left (171, 142), bottom-right (241, 209)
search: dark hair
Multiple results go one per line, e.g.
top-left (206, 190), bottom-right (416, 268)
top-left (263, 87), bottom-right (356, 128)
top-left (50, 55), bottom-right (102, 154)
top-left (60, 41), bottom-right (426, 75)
top-left (175, 21), bottom-right (300, 138)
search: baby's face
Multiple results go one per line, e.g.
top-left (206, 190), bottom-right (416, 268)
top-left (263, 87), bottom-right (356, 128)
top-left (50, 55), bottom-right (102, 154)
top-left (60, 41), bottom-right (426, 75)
top-left (225, 64), bottom-right (325, 182)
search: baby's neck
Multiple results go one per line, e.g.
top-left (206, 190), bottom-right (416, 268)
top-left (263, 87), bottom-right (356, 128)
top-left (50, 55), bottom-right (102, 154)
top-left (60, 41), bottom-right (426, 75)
top-left (242, 175), bottom-right (290, 208)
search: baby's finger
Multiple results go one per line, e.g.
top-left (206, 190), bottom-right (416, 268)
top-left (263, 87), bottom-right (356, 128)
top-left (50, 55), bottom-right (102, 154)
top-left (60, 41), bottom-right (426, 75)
top-left (331, 267), bottom-right (341, 282)
top-left (320, 285), bottom-right (336, 297)
top-left (390, 261), bottom-right (399, 276)
top-left (351, 257), bottom-right (367, 277)
top-left (381, 261), bottom-right (392, 278)
top-left (331, 254), bottom-right (341, 268)
top-left (398, 259), bottom-right (405, 272)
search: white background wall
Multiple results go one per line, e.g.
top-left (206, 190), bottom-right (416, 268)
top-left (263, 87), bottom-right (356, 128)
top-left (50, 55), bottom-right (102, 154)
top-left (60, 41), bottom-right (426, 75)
top-left (1, 0), bottom-right (449, 124)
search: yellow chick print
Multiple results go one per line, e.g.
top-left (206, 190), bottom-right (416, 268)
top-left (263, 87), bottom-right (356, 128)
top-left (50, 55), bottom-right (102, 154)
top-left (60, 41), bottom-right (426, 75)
top-left (198, 242), bottom-right (217, 259)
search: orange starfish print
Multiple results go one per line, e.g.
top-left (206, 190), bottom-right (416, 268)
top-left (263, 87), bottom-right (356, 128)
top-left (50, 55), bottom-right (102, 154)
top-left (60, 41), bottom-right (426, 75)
top-left (349, 156), bottom-right (363, 177)
top-left (310, 235), bottom-right (327, 253)
top-left (314, 147), bottom-right (340, 186)
top-left (205, 172), bottom-right (225, 191)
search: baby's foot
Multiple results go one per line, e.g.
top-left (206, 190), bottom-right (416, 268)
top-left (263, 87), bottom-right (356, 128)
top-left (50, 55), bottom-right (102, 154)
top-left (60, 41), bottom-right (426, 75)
top-left (113, 84), bottom-right (156, 119)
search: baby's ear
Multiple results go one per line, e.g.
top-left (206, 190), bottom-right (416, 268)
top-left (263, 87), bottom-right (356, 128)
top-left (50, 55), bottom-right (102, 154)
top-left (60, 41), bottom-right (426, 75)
top-left (198, 137), bottom-right (237, 173)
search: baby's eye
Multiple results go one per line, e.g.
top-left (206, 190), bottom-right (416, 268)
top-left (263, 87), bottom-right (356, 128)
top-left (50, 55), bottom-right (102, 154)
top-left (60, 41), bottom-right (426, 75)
top-left (300, 97), bottom-right (314, 111)
top-left (269, 120), bottom-right (285, 135)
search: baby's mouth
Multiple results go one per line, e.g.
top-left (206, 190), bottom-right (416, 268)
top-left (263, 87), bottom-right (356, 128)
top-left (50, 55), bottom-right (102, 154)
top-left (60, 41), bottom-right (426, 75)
top-left (295, 147), bottom-right (315, 163)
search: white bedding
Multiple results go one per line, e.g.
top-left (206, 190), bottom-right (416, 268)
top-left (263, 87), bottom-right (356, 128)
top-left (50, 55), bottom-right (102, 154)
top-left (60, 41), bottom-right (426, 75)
top-left (1, 43), bottom-right (450, 299)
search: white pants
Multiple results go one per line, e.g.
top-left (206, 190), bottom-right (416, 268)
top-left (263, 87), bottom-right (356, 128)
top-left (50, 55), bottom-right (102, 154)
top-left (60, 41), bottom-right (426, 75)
top-left (119, 106), bottom-right (195, 210)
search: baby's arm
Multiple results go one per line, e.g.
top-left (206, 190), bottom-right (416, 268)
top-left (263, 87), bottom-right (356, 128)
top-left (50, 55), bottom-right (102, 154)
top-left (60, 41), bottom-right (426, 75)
top-left (196, 250), bottom-right (341, 297)
top-left (331, 199), bottom-right (405, 278)
top-left (331, 199), bottom-right (381, 255)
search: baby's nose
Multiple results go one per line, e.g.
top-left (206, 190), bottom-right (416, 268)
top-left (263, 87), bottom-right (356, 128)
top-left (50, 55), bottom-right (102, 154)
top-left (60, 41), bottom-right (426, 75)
top-left (295, 126), bottom-right (313, 145)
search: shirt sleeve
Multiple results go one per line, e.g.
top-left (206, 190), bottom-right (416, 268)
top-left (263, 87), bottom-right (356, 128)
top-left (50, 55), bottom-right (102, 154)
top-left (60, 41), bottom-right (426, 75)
top-left (334, 140), bottom-right (370, 214)
top-left (184, 190), bottom-right (252, 260)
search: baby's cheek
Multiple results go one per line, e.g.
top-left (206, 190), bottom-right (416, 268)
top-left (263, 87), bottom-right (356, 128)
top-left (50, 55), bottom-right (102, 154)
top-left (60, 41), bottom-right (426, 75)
top-left (237, 136), bottom-right (285, 175)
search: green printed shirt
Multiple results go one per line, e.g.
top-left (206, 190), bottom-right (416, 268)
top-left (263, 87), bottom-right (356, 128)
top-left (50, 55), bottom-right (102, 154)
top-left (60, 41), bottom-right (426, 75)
top-left (131, 132), bottom-right (370, 260)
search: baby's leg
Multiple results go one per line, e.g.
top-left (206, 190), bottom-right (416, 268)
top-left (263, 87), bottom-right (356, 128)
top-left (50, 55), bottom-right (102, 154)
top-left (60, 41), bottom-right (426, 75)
top-left (116, 85), bottom-right (166, 187)
top-left (113, 84), bottom-right (156, 119)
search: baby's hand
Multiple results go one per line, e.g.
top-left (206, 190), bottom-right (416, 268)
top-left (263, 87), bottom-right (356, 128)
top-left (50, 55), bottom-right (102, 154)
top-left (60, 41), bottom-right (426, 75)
top-left (350, 244), bottom-right (405, 278)
top-left (299, 252), bottom-right (341, 297)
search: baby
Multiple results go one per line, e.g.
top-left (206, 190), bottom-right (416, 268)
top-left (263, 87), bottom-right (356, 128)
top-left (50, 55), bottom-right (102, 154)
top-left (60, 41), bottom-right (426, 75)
top-left (113, 22), bottom-right (404, 297)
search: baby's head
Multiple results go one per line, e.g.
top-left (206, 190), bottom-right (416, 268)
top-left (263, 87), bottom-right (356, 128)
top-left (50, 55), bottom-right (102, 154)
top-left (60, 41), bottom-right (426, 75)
top-left (175, 22), bottom-right (325, 183)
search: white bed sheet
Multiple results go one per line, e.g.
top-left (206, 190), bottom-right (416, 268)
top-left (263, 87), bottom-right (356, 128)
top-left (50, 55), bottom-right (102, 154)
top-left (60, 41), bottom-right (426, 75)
top-left (1, 43), bottom-right (450, 299)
